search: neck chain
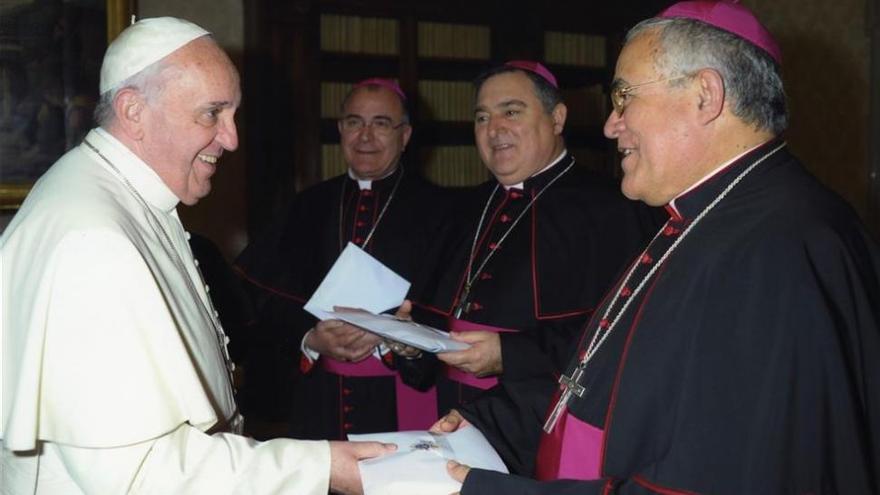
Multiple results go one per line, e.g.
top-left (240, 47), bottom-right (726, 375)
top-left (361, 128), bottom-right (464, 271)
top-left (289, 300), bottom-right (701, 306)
top-left (543, 142), bottom-right (787, 433)
top-left (83, 139), bottom-right (236, 388)
top-left (455, 156), bottom-right (576, 318)
top-left (338, 166), bottom-right (404, 251)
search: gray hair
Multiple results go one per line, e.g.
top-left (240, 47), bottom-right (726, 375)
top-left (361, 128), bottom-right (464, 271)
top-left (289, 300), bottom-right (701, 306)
top-left (627, 17), bottom-right (788, 134)
top-left (93, 59), bottom-right (178, 127)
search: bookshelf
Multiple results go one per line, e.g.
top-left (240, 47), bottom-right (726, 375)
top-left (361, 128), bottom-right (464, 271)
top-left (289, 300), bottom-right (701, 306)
top-left (243, 0), bottom-right (670, 233)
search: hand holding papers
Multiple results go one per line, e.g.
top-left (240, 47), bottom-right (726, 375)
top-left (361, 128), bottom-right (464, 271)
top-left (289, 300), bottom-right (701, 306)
top-left (329, 309), bottom-right (470, 353)
top-left (304, 243), bottom-right (411, 320)
top-left (305, 243), bottom-right (469, 353)
top-left (348, 426), bottom-right (508, 495)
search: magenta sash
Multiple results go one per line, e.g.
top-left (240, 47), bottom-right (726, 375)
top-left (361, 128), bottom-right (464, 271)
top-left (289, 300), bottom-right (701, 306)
top-left (321, 356), bottom-right (437, 430)
top-left (535, 402), bottom-right (604, 480)
top-left (443, 318), bottom-right (516, 390)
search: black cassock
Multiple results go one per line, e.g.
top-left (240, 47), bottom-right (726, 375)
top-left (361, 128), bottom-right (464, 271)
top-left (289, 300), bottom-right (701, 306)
top-left (461, 140), bottom-right (880, 493)
top-left (235, 165), bottom-right (450, 440)
top-left (412, 153), bottom-right (662, 421)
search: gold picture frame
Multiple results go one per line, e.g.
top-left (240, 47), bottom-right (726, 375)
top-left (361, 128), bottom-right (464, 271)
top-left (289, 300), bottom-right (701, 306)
top-left (0, 0), bottom-right (132, 211)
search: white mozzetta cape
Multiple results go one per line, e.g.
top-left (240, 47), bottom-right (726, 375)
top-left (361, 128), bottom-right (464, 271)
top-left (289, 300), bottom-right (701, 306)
top-left (0, 129), bottom-right (330, 494)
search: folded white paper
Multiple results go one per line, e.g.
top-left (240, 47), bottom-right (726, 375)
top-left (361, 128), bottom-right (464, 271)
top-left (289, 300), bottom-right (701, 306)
top-left (328, 309), bottom-right (470, 353)
top-left (303, 243), bottom-right (410, 321)
top-left (349, 426), bottom-right (508, 495)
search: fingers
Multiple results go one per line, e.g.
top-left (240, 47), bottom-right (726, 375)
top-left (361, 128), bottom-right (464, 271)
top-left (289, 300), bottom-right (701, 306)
top-left (329, 441), bottom-right (395, 495)
top-left (394, 299), bottom-right (413, 320)
top-left (449, 330), bottom-right (490, 343)
top-left (447, 460), bottom-right (471, 483)
top-left (385, 339), bottom-right (422, 358)
top-left (351, 440), bottom-right (398, 459)
top-left (429, 409), bottom-right (470, 433)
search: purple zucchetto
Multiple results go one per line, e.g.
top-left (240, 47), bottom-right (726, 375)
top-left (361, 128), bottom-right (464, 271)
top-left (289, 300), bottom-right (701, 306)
top-left (658, 0), bottom-right (782, 63)
top-left (352, 78), bottom-right (407, 101)
top-left (504, 60), bottom-right (559, 89)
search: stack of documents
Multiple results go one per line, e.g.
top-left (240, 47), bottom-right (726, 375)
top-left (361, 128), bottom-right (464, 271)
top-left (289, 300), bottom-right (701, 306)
top-left (304, 243), bottom-right (469, 353)
top-left (349, 426), bottom-right (509, 495)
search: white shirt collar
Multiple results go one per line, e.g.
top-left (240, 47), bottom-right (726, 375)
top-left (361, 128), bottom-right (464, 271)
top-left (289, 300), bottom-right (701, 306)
top-left (89, 127), bottom-right (180, 212)
top-left (503, 149), bottom-right (568, 190)
top-left (347, 165), bottom-right (398, 191)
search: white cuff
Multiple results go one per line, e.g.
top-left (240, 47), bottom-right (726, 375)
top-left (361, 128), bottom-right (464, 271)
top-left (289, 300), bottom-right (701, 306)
top-left (300, 329), bottom-right (320, 362)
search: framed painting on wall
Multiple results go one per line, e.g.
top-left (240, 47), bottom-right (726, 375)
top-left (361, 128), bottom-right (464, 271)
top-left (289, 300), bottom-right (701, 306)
top-left (0, 0), bottom-right (132, 211)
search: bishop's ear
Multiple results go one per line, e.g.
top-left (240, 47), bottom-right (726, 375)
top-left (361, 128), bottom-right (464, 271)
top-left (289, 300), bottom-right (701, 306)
top-left (551, 103), bottom-right (568, 135)
top-left (695, 68), bottom-right (725, 125)
top-left (111, 88), bottom-right (147, 140)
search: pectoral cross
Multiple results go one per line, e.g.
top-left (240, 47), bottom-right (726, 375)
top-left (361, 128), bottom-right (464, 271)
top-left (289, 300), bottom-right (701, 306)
top-left (453, 284), bottom-right (473, 319)
top-left (543, 364), bottom-right (586, 433)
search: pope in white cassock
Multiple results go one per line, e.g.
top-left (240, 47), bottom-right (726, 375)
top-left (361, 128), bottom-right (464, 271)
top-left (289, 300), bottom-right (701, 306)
top-left (0, 17), bottom-right (392, 494)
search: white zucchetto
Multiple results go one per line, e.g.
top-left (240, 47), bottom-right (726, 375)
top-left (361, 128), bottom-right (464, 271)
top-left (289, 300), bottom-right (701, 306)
top-left (99, 17), bottom-right (210, 94)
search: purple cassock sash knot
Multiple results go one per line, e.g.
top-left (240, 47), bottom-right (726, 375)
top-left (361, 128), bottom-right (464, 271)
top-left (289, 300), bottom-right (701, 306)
top-left (321, 356), bottom-right (437, 430)
top-left (535, 390), bottom-right (604, 480)
top-left (444, 318), bottom-right (516, 390)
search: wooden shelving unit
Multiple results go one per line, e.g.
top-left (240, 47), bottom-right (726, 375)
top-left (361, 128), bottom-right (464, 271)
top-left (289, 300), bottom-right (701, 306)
top-left (243, 0), bottom-right (669, 234)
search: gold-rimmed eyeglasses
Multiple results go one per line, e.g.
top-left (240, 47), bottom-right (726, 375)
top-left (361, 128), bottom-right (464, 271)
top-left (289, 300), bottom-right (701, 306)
top-left (339, 116), bottom-right (408, 135)
top-left (610, 74), bottom-right (693, 116)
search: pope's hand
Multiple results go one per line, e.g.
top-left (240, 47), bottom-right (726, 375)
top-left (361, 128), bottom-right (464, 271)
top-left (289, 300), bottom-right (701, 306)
top-left (437, 331), bottom-right (502, 377)
top-left (329, 440), bottom-right (397, 495)
top-left (306, 319), bottom-right (383, 362)
top-left (447, 459), bottom-right (471, 494)
top-left (429, 409), bottom-right (470, 433)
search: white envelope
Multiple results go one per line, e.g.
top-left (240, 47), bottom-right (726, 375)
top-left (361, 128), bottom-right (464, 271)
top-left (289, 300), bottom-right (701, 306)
top-left (303, 242), bottom-right (410, 321)
top-left (328, 310), bottom-right (470, 353)
top-left (349, 426), bottom-right (508, 495)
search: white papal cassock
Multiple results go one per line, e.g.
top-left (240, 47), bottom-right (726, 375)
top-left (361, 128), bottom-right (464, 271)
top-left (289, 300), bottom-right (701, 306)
top-left (1, 128), bottom-right (330, 494)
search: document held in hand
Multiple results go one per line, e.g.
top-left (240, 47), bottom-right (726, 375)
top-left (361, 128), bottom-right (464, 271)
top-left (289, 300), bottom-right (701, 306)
top-left (349, 426), bottom-right (509, 495)
top-left (328, 309), bottom-right (469, 353)
top-left (303, 242), bottom-right (410, 320)
top-left (304, 242), bottom-right (469, 353)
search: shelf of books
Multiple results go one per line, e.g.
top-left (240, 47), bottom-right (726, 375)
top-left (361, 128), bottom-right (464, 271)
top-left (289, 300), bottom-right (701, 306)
top-left (314, 12), bottom-right (619, 185)
top-left (544, 29), bottom-right (615, 174)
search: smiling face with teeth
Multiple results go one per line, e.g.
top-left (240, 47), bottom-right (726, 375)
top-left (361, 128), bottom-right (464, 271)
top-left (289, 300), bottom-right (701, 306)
top-left (338, 86), bottom-right (412, 180)
top-left (474, 71), bottom-right (567, 186)
top-left (603, 30), bottom-right (709, 206)
top-left (134, 37), bottom-right (240, 205)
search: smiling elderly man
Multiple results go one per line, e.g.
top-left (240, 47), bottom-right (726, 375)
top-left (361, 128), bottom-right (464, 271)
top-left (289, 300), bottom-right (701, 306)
top-left (0, 17), bottom-right (391, 494)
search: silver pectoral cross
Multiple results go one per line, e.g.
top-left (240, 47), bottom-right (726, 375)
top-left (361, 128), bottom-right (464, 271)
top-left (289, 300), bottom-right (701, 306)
top-left (543, 365), bottom-right (586, 433)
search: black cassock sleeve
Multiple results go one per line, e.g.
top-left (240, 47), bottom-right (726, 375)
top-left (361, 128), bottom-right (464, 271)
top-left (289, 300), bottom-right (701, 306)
top-left (458, 377), bottom-right (555, 476)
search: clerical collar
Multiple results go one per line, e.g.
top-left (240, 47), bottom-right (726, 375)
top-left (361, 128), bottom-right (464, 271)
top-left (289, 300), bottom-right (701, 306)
top-left (666, 137), bottom-right (784, 221)
top-left (88, 128), bottom-right (180, 212)
top-left (347, 165), bottom-right (398, 191)
top-left (503, 149), bottom-right (568, 190)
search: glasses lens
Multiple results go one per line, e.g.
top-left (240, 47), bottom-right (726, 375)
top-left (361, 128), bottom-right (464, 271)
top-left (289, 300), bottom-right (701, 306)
top-left (342, 117), bottom-right (364, 132)
top-left (371, 119), bottom-right (393, 133)
top-left (610, 85), bottom-right (625, 115)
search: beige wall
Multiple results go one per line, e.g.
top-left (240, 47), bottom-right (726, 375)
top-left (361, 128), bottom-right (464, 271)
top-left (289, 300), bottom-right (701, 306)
top-left (138, 0), bottom-right (248, 260)
top-left (744, 0), bottom-right (872, 218)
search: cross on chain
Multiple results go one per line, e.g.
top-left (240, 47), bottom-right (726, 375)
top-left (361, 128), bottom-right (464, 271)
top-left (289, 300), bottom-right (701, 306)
top-left (543, 364), bottom-right (586, 433)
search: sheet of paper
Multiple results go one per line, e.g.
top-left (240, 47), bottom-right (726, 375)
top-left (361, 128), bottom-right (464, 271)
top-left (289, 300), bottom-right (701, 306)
top-left (303, 242), bottom-right (410, 321)
top-left (328, 310), bottom-right (470, 353)
top-left (349, 426), bottom-right (508, 495)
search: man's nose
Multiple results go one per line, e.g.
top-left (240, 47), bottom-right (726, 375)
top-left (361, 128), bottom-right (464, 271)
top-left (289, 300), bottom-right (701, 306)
top-left (603, 110), bottom-right (624, 139)
top-left (217, 115), bottom-right (239, 151)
